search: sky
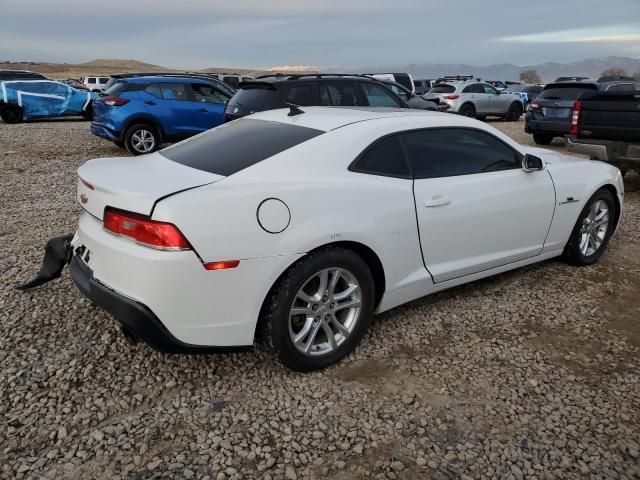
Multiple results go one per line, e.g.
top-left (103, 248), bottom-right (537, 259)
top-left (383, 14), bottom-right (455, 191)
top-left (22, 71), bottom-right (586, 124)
top-left (1, 0), bottom-right (639, 69)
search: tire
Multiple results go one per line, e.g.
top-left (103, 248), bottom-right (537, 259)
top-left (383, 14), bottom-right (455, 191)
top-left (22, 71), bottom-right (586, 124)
top-left (0, 105), bottom-right (23, 124)
top-left (533, 133), bottom-right (553, 145)
top-left (506, 102), bottom-right (523, 121)
top-left (476, 115), bottom-right (487, 121)
top-left (562, 188), bottom-right (616, 266)
top-left (458, 103), bottom-right (476, 118)
top-left (124, 123), bottom-right (159, 155)
top-left (262, 246), bottom-right (375, 371)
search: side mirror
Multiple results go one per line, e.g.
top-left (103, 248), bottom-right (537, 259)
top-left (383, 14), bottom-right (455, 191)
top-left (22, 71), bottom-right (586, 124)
top-left (522, 154), bottom-right (544, 172)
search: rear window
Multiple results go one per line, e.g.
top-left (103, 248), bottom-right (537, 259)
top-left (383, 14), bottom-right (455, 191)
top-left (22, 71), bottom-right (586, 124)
top-left (428, 84), bottom-right (455, 93)
top-left (539, 87), bottom-right (597, 100)
top-left (104, 81), bottom-right (130, 95)
top-left (160, 118), bottom-right (323, 176)
top-left (227, 86), bottom-right (279, 112)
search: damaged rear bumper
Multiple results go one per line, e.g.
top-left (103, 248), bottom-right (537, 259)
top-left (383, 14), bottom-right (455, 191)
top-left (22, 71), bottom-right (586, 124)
top-left (68, 254), bottom-right (250, 354)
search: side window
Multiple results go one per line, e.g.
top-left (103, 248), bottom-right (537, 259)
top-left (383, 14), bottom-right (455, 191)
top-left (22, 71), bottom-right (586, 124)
top-left (191, 83), bottom-right (228, 103)
top-left (319, 83), bottom-right (358, 106)
top-left (388, 84), bottom-right (408, 101)
top-left (482, 84), bottom-right (499, 95)
top-left (145, 83), bottom-right (163, 98)
top-left (160, 83), bottom-right (189, 101)
top-left (350, 135), bottom-right (410, 178)
top-left (283, 84), bottom-right (313, 106)
top-left (360, 83), bottom-right (401, 107)
top-left (87, 78), bottom-right (96, 84)
top-left (462, 85), bottom-right (474, 93)
top-left (402, 128), bottom-right (520, 179)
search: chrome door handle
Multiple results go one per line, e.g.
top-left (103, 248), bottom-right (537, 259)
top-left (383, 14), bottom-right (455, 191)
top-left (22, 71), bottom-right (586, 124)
top-left (424, 195), bottom-right (451, 207)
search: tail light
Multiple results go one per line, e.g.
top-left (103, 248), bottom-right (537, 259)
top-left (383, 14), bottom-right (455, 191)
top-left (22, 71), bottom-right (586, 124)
top-left (569, 100), bottom-right (581, 135)
top-left (443, 95), bottom-right (459, 100)
top-left (103, 208), bottom-right (191, 251)
top-left (99, 95), bottom-right (129, 107)
top-left (530, 102), bottom-right (539, 109)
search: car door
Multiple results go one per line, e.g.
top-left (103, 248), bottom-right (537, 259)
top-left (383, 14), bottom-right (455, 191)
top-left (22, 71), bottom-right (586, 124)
top-left (466, 83), bottom-right (489, 114)
top-left (17, 81), bottom-right (68, 118)
top-left (405, 127), bottom-right (555, 283)
top-left (189, 82), bottom-right (229, 131)
top-left (142, 82), bottom-right (196, 138)
top-left (482, 83), bottom-right (507, 114)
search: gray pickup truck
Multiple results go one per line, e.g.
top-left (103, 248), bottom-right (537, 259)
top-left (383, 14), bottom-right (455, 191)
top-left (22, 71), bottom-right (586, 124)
top-left (565, 86), bottom-right (640, 175)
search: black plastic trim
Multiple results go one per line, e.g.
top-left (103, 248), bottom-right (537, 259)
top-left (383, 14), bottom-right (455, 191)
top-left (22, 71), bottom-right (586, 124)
top-left (68, 255), bottom-right (252, 354)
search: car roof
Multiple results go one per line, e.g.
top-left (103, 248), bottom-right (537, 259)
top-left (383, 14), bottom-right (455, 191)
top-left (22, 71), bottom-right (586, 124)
top-left (246, 74), bottom-right (379, 86)
top-left (248, 106), bottom-right (466, 132)
top-left (125, 76), bottom-right (212, 84)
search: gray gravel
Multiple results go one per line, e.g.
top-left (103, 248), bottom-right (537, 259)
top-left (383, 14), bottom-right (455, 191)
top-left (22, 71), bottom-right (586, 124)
top-left (1, 118), bottom-right (640, 480)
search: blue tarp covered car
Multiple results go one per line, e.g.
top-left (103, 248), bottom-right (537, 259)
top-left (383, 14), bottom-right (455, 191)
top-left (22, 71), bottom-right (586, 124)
top-left (0, 80), bottom-right (98, 123)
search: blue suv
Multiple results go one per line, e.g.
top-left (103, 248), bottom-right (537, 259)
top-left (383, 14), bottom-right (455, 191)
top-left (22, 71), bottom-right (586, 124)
top-left (91, 76), bottom-right (232, 155)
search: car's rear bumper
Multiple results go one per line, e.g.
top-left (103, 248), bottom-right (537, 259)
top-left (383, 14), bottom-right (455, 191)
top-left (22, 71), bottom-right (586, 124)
top-left (71, 212), bottom-right (302, 348)
top-left (525, 117), bottom-right (570, 135)
top-left (69, 254), bottom-right (250, 353)
top-left (565, 136), bottom-right (640, 166)
top-left (90, 122), bottom-right (120, 142)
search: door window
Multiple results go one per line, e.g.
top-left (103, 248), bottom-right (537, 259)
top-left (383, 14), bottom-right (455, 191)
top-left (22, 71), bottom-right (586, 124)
top-left (481, 84), bottom-right (499, 95)
top-left (319, 83), bottom-right (358, 106)
top-left (87, 78), bottom-right (96, 84)
top-left (361, 83), bottom-right (401, 107)
top-left (350, 135), bottom-right (410, 178)
top-left (160, 83), bottom-right (189, 101)
top-left (283, 84), bottom-right (313, 106)
top-left (386, 84), bottom-right (409, 101)
top-left (401, 128), bottom-right (520, 179)
top-left (191, 83), bottom-right (228, 103)
top-left (145, 84), bottom-right (163, 98)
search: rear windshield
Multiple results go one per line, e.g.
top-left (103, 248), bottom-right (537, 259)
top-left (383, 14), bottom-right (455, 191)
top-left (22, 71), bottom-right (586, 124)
top-left (226, 86), bottom-right (279, 111)
top-left (160, 118), bottom-right (323, 176)
top-left (539, 87), bottom-right (597, 100)
top-left (103, 81), bottom-right (130, 95)
top-left (428, 84), bottom-right (455, 93)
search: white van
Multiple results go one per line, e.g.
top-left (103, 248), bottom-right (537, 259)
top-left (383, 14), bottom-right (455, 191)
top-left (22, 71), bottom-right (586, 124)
top-left (363, 73), bottom-right (415, 94)
top-left (81, 76), bottom-right (110, 92)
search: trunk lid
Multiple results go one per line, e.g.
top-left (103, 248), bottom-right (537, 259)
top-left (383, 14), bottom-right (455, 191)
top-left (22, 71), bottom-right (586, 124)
top-left (77, 152), bottom-right (223, 219)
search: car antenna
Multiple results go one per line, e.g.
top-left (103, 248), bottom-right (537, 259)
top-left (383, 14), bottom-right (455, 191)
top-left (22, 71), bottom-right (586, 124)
top-left (286, 103), bottom-right (305, 116)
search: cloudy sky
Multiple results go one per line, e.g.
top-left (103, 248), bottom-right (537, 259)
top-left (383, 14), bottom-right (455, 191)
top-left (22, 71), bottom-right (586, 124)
top-left (2, 0), bottom-right (639, 69)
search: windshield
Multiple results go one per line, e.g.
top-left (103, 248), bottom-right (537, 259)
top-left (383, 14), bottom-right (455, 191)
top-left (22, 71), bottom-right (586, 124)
top-left (539, 87), bottom-right (597, 100)
top-left (428, 84), bottom-right (455, 94)
top-left (103, 81), bottom-right (130, 95)
top-left (226, 85), bottom-right (280, 113)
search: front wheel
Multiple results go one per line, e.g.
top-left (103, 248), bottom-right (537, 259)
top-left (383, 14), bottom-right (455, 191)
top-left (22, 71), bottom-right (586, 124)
top-left (0, 105), bottom-right (23, 124)
top-left (563, 188), bottom-right (616, 266)
top-left (263, 247), bottom-right (375, 371)
top-left (124, 123), bottom-right (160, 155)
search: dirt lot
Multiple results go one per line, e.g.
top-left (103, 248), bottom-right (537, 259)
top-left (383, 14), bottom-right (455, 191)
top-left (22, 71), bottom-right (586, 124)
top-left (1, 118), bottom-right (639, 480)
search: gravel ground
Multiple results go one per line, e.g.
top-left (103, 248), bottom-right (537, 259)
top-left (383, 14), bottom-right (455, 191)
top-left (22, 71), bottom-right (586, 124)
top-left (1, 118), bottom-right (639, 480)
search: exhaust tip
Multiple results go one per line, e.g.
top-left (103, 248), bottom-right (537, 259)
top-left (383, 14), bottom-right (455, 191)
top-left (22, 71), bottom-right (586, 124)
top-left (121, 326), bottom-right (139, 345)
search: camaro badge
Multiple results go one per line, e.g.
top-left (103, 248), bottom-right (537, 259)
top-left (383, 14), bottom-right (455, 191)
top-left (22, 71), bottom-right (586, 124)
top-left (80, 193), bottom-right (88, 204)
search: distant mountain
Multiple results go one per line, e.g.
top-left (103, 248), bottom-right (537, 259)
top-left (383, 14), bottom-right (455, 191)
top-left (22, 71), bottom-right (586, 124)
top-left (351, 56), bottom-right (640, 82)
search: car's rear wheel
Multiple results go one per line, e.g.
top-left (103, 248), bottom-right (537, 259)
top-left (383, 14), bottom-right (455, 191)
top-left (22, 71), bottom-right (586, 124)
top-left (459, 103), bottom-right (475, 118)
top-left (0, 105), bottom-right (23, 124)
top-left (563, 188), bottom-right (616, 266)
top-left (263, 246), bottom-right (375, 371)
top-left (506, 102), bottom-right (523, 121)
top-left (533, 133), bottom-right (553, 145)
top-left (124, 124), bottom-right (159, 155)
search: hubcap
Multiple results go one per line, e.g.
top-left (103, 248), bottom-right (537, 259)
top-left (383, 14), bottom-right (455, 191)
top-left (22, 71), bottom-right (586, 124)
top-left (131, 129), bottom-right (155, 153)
top-left (288, 267), bottom-right (361, 357)
top-left (579, 200), bottom-right (609, 256)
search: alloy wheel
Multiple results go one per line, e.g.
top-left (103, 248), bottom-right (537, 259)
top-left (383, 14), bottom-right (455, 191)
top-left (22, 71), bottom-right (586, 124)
top-left (579, 200), bottom-right (609, 256)
top-left (288, 267), bottom-right (362, 356)
top-left (131, 129), bottom-right (155, 153)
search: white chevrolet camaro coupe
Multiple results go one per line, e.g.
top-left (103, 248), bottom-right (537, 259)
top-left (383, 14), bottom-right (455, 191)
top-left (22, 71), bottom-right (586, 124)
top-left (20, 107), bottom-right (623, 371)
